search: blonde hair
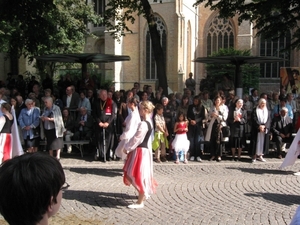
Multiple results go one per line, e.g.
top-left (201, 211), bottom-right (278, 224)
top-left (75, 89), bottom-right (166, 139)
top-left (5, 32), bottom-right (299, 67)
top-left (140, 100), bottom-right (155, 114)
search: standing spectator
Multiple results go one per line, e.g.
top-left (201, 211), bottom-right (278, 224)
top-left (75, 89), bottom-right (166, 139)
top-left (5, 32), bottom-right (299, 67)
top-left (271, 107), bottom-right (293, 159)
top-left (243, 94), bottom-right (253, 134)
top-left (42, 74), bottom-right (53, 92)
top-left (16, 95), bottom-right (26, 111)
top-left (172, 111), bottom-right (190, 164)
top-left (187, 95), bottom-right (205, 161)
top-left (271, 96), bottom-right (293, 120)
top-left (28, 92), bottom-right (40, 108)
top-left (41, 97), bottom-right (65, 160)
top-left (251, 98), bottom-right (271, 162)
top-left (152, 103), bottom-right (169, 163)
top-left (27, 76), bottom-right (40, 94)
top-left (152, 91), bottom-right (163, 105)
top-left (146, 85), bottom-right (154, 102)
top-left (92, 89), bottom-right (116, 162)
top-left (62, 86), bottom-right (79, 110)
top-left (53, 92), bottom-right (64, 111)
top-left (249, 88), bottom-right (259, 106)
top-left (177, 95), bottom-right (190, 116)
top-left (185, 72), bottom-right (196, 95)
top-left (77, 90), bottom-right (91, 115)
top-left (162, 97), bottom-right (175, 140)
top-left (15, 75), bottom-right (26, 98)
top-left (131, 87), bottom-right (140, 102)
top-left (270, 92), bottom-right (280, 111)
top-left (221, 73), bottom-right (234, 96)
top-left (205, 96), bottom-right (228, 162)
top-left (79, 72), bottom-right (94, 91)
top-left (227, 99), bottom-right (247, 161)
top-left (62, 74), bottom-right (74, 93)
top-left (0, 153), bottom-right (66, 225)
top-left (201, 91), bottom-right (213, 112)
top-left (87, 89), bottom-right (96, 106)
top-left (62, 108), bottom-right (75, 153)
top-left (134, 82), bottom-right (143, 99)
top-left (286, 93), bottom-right (297, 124)
top-left (18, 99), bottom-right (40, 153)
top-left (57, 75), bottom-right (65, 99)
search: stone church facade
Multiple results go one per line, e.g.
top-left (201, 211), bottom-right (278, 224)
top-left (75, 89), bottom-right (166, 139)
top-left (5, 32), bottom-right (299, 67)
top-left (1, 0), bottom-right (299, 94)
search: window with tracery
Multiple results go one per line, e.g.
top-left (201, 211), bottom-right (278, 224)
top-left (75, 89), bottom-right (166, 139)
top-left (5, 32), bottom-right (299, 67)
top-left (146, 16), bottom-right (167, 80)
top-left (206, 16), bottom-right (234, 56)
top-left (259, 34), bottom-right (291, 78)
top-left (93, 0), bottom-right (105, 27)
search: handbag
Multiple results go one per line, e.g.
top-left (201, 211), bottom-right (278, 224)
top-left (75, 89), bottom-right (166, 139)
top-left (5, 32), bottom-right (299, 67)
top-left (33, 126), bottom-right (40, 137)
top-left (221, 126), bottom-right (231, 137)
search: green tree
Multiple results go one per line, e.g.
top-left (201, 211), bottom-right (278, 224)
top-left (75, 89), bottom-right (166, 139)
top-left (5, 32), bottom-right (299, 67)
top-left (200, 48), bottom-right (260, 96)
top-left (194, 0), bottom-right (300, 50)
top-left (104, 0), bottom-right (168, 96)
top-left (0, 0), bottom-right (102, 75)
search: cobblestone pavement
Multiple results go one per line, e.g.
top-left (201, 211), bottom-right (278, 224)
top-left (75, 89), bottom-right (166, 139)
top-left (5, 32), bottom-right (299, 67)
top-left (1, 153), bottom-right (300, 225)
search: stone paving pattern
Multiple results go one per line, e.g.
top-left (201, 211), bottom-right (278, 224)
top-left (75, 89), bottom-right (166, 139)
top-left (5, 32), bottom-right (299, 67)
top-left (1, 153), bottom-right (300, 225)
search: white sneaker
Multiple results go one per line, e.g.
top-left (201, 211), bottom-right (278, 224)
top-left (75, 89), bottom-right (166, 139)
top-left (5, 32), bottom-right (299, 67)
top-left (190, 156), bottom-right (195, 161)
top-left (128, 202), bottom-right (144, 209)
top-left (252, 159), bottom-right (256, 163)
top-left (294, 172), bottom-right (300, 176)
top-left (196, 156), bottom-right (202, 162)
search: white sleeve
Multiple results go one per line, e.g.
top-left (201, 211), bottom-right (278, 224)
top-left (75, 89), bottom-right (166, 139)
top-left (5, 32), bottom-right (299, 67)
top-left (124, 121), bottom-right (148, 152)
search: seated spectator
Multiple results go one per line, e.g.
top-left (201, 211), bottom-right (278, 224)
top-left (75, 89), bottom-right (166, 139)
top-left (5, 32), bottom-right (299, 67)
top-left (62, 108), bottom-right (75, 153)
top-left (0, 152), bottom-right (66, 225)
top-left (77, 90), bottom-right (91, 115)
top-left (271, 107), bottom-right (294, 159)
top-left (53, 92), bottom-right (64, 111)
top-left (73, 107), bottom-right (94, 141)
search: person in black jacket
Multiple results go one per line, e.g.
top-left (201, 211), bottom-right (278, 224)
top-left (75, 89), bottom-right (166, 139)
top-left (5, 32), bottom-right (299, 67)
top-left (271, 107), bottom-right (294, 159)
top-left (187, 95), bottom-right (205, 161)
top-left (227, 99), bottom-right (247, 161)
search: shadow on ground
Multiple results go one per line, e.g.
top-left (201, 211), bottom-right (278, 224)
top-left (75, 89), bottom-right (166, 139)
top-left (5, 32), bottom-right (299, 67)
top-left (245, 192), bottom-right (300, 206)
top-left (63, 190), bottom-right (135, 208)
top-left (226, 167), bottom-right (295, 175)
top-left (66, 167), bottom-right (123, 177)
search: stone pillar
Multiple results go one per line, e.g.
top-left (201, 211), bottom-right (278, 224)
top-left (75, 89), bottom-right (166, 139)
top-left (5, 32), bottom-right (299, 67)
top-left (178, 70), bottom-right (184, 93)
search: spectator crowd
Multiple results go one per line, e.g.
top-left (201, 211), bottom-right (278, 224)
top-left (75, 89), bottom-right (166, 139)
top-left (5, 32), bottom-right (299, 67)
top-left (0, 72), bottom-right (299, 163)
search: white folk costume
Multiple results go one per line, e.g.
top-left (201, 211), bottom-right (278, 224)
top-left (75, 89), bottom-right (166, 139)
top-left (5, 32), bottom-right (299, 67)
top-left (0, 106), bottom-right (23, 163)
top-left (115, 106), bottom-right (141, 160)
top-left (123, 119), bottom-right (157, 199)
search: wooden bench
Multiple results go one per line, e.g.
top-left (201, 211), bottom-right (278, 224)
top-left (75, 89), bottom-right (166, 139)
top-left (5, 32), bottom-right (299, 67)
top-left (40, 140), bottom-right (90, 157)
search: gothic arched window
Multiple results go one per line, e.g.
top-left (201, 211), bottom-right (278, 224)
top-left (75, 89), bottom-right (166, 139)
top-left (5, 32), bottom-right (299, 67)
top-left (146, 16), bottom-right (167, 80)
top-left (206, 16), bottom-right (234, 56)
top-left (259, 33), bottom-right (291, 78)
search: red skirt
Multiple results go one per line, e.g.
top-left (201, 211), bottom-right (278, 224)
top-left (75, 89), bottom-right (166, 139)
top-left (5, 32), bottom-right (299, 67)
top-left (123, 147), bottom-right (157, 197)
top-left (0, 133), bottom-right (12, 163)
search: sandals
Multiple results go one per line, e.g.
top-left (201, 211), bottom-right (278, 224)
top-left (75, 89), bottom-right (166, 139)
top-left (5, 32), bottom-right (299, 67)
top-left (175, 160), bottom-right (179, 164)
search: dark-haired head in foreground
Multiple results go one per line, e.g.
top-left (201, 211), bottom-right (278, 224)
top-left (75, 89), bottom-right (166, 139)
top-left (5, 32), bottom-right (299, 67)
top-left (0, 152), bottom-right (65, 225)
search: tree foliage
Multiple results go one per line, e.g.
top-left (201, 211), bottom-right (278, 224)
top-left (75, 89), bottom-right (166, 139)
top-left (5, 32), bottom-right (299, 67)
top-left (200, 48), bottom-right (260, 96)
top-left (0, 0), bottom-right (102, 60)
top-left (194, 0), bottom-right (300, 50)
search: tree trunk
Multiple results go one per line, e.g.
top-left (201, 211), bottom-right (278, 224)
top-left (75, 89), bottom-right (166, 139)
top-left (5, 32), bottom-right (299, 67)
top-left (141, 0), bottom-right (168, 97)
